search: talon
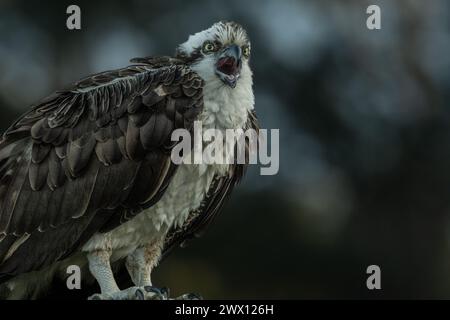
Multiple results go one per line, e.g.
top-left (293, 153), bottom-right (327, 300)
top-left (160, 287), bottom-right (170, 299)
top-left (135, 289), bottom-right (144, 300)
top-left (185, 293), bottom-right (202, 300)
top-left (176, 293), bottom-right (203, 300)
top-left (144, 286), bottom-right (161, 295)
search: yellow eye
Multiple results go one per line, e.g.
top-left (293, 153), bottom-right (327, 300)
top-left (243, 46), bottom-right (251, 58)
top-left (202, 42), bottom-right (215, 53)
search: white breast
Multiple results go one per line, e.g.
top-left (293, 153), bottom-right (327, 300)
top-left (82, 161), bottom-right (227, 260)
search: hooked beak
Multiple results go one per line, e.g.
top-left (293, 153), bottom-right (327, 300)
top-left (215, 44), bottom-right (242, 88)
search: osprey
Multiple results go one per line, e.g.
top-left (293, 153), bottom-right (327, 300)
top-left (0, 21), bottom-right (258, 300)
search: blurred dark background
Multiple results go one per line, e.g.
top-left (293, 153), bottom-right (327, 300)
top-left (1, 0), bottom-right (450, 299)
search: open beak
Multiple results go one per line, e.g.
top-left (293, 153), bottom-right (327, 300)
top-left (215, 44), bottom-right (242, 88)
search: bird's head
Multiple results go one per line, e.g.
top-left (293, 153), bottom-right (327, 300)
top-left (176, 21), bottom-right (251, 89)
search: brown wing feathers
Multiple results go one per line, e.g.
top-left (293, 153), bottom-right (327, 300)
top-left (0, 61), bottom-right (203, 278)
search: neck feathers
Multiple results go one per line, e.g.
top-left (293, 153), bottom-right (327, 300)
top-left (197, 66), bottom-right (254, 130)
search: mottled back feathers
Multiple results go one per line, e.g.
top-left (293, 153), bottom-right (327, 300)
top-left (0, 59), bottom-right (203, 279)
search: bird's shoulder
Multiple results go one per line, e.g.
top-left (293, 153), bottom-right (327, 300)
top-left (129, 55), bottom-right (186, 68)
top-left (60, 56), bottom-right (199, 94)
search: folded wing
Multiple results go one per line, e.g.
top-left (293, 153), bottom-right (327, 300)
top-left (0, 60), bottom-right (203, 280)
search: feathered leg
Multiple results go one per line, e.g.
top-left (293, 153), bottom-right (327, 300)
top-left (126, 240), bottom-right (163, 287)
top-left (87, 250), bottom-right (120, 294)
top-left (125, 240), bottom-right (202, 300)
top-left (87, 249), bottom-right (163, 300)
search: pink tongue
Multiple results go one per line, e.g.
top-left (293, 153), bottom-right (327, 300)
top-left (217, 57), bottom-right (236, 75)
